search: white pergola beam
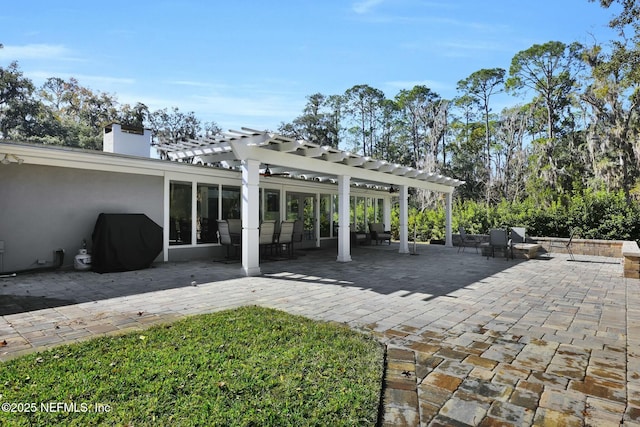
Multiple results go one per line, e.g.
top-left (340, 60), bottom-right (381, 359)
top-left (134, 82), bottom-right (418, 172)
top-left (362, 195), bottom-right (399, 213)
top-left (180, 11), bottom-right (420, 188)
top-left (229, 141), bottom-right (455, 193)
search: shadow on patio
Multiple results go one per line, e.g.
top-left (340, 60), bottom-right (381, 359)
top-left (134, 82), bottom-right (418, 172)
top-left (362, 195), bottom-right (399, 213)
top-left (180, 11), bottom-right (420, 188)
top-left (0, 243), bottom-right (522, 316)
top-left (262, 243), bottom-right (524, 301)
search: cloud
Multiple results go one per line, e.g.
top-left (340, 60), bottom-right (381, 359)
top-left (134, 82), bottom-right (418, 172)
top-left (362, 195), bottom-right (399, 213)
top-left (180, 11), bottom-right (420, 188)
top-left (352, 0), bottom-right (385, 14)
top-left (117, 87), bottom-right (306, 131)
top-left (0, 44), bottom-right (77, 61)
top-left (26, 70), bottom-right (135, 87)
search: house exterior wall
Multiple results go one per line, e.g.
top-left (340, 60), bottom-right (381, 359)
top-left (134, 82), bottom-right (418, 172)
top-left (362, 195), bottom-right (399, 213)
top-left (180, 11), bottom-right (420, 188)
top-left (0, 141), bottom-right (405, 274)
top-left (0, 163), bottom-right (163, 272)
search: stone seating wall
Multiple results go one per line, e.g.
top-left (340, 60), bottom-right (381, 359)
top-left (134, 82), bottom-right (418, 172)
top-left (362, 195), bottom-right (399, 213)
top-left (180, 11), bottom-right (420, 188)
top-left (453, 234), bottom-right (640, 279)
top-left (532, 236), bottom-right (623, 258)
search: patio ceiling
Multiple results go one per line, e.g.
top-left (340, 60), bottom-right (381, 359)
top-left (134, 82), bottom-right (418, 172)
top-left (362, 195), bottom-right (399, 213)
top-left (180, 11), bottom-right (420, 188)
top-left (155, 128), bottom-right (465, 193)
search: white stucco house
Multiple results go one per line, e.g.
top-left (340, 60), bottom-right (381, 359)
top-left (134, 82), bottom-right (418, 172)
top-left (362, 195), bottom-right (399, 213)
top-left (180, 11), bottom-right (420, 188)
top-left (0, 124), bottom-right (464, 276)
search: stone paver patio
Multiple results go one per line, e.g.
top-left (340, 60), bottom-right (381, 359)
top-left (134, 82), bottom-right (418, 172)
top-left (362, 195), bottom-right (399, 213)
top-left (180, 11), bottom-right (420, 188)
top-left (1, 243), bottom-right (638, 426)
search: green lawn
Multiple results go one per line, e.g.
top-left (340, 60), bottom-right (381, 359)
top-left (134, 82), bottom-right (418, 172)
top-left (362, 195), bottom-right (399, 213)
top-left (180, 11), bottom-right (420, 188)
top-left (0, 306), bottom-right (384, 426)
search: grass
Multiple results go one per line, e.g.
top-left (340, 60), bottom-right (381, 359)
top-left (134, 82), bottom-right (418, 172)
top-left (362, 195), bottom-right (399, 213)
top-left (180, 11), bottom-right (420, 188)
top-left (0, 306), bottom-right (384, 426)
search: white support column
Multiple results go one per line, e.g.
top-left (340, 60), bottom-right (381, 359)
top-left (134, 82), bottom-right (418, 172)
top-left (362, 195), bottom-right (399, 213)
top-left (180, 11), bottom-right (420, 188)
top-left (241, 159), bottom-right (261, 276)
top-left (398, 185), bottom-right (410, 254)
top-left (445, 192), bottom-right (453, 247)
top-left (315, 193), bottom-right (321, 247)
top-left (383, 197), bottom-right (392, 233)
top-left (162, 174), bottom-right (170, 262)
top-left (336, 175), bottom-right (352, 262)
top-left (191, 180), bottom-right (198, 245)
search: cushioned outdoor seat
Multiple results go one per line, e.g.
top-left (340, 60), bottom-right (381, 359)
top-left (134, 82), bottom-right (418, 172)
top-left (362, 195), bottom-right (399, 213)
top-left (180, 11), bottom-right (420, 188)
top-left (369, 222), bottom-right (391, 245)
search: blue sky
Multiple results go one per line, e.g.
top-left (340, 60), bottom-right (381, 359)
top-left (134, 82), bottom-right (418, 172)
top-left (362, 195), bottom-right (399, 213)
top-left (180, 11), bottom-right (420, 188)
top-left (1, 0), bottom-right (622, 131)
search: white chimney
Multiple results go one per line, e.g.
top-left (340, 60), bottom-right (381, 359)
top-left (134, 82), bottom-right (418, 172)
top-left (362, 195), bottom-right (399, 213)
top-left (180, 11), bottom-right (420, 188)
top-left (103, 123), bottom-right (152, 158)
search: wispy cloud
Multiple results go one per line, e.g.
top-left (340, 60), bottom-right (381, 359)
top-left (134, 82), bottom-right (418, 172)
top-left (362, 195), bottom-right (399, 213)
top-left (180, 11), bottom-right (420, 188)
top-left (26, 70), bottom-right (135, 87)
top-left (117, 87), bottom-right (305, 130)
top-left (399, 35), bottom-right (513, 60)
top-left (0, 44), bottom-right (78, 61)
top-left (167, 80), bottom-right (234, 90)
top-left (352, 0), bottom-right (385, 14)
top-left (436, 39), bottom-right (514, 56)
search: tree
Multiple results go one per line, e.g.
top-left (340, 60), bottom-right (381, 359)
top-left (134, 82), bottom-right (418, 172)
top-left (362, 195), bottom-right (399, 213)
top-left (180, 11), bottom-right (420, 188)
top-left (0, 61), bottom-right (35, 138)
top-left (394, 86), bottom-right (445, 170)
top-left (507, 41), bottom-right (583, 190)
top-left (118, 102), bottom-right (149, 128)
top-left (581, 42), bottom-right (640, 200)
top-left (591, 0), bottom-right (640, 35)
top-left (493, 105), bottom-right (531, 201)
top-left (457, 68), bottom-right (506, 202)
top-left (36, 76), bottom-right (119, 149)
top-left (278, 93), bottom-right (341, 148)
top-left (343, 84), bottom-right (385, 156)
top-left (148, 107), bottom-right (205, 160)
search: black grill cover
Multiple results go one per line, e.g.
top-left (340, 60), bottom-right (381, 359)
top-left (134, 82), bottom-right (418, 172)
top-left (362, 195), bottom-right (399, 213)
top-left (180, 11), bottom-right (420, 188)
top-left (91, 213), bottom-right (163, 273)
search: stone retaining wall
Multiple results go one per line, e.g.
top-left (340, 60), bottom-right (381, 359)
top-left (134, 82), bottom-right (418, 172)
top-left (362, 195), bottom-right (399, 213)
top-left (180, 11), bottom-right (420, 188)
top-left (453, 234), bottom-right (640, 279)
top-left (623, 241), bottom-right (640, 279)
top-left (532, 237), bottom-right (623, 258)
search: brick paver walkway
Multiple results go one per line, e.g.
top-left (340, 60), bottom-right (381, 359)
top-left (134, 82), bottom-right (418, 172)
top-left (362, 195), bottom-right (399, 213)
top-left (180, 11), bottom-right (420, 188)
top-left (1, 244), bottom-right (638, 426)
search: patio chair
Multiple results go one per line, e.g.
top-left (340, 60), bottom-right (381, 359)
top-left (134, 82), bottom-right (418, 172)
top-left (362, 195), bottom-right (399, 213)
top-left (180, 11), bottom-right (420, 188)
top-left (548, 228), bottom-right (576, 260)
top-left (290, 219), bottom-right (306, 256)
top-left (259, 220), bottom-right (276, 257)
top-left (276, 220), bottom-right (295, 258)
top-left (351, 223), bottom-right (370, 246)
top-left (458, 226), bottom-right (479, 253)
top-left (487, 228), bottom-right (510, 259)
top-left (217, 220), bottom-right (241, 260)
top-left (369, 222), bottom-right (391, 245)
top-left (227, 218), bottom-right (242, 236)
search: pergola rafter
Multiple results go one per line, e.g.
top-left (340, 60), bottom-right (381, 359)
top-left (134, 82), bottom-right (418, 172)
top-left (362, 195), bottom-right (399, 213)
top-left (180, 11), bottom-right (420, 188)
top-left (157, 128), bottom-right (464, 191)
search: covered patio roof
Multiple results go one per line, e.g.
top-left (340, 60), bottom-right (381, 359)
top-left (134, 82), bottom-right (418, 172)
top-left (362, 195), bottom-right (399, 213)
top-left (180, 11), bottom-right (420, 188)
top-left (157, 127), bottom-right (465, 276)
top-left (155, 128), bottom-right (464, 193)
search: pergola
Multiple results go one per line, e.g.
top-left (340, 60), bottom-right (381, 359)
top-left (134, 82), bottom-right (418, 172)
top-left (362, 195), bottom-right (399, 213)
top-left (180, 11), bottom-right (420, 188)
top-left (157, 128), bottom-right (465, 276)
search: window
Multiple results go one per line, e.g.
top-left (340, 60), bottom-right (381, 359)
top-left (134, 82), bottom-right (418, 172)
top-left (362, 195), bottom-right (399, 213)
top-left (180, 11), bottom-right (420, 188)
top-left (197, 184), bottom-right (219, 243)
top-left (262, 189), bottom-right (280, 221)
top-left (320, 194), bottom-right (331, 238)
top-left (367, 197), bottom-right (375, 226)
top-left (355, 197), bottom-right (366, 231)
top-left (332, 194), bottom-right (339, 236)
top-left (286, 193), bottom-right (299, 221)
top-left (222, 186), bottom-right (241, 219)
top-left (170, 182), bottom-right (192, 245)
top-left (376, 198), bottom-right (384, 223)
